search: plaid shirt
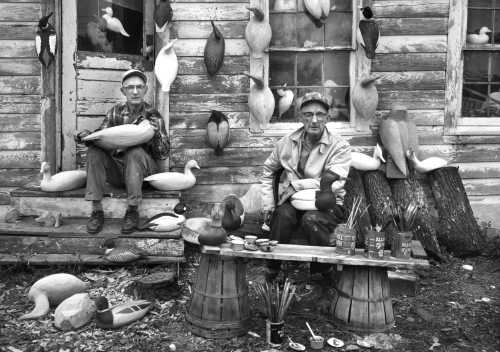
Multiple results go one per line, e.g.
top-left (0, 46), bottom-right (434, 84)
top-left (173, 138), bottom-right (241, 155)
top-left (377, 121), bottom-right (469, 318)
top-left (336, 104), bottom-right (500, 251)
top-left (99, 102), bottom-right (170, 160)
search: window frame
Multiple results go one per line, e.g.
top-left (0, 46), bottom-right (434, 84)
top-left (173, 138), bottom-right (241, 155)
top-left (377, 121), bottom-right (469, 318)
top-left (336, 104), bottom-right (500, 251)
top-left (249, 0), bottom-right (369, 134)
top-left (446, 0), bottom-right (500, 135)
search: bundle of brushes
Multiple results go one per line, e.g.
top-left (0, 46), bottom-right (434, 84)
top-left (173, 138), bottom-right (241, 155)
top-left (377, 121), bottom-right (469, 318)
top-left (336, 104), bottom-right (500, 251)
top-left (255, 278), bottom-right (296, 322)
top-left (346, 195), bottom-right (369, 229)
top-left (386, 201), bottom-right (420, 231)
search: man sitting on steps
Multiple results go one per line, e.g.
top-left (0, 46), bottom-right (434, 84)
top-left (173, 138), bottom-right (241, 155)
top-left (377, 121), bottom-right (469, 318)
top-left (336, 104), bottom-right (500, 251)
top-left (260, 92), bottom-right (352, 281)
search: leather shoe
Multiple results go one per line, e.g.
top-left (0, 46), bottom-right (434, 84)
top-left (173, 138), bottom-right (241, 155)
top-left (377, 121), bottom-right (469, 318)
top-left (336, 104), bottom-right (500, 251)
top-left (121, 208), bottom-right (139, 234)
top-left (87, 210), bottom-right (104, 234)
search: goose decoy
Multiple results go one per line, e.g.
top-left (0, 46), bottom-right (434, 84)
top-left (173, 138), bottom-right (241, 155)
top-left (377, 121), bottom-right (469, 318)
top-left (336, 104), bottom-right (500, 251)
top-left (406, 149), bottom-right (448, 173)
top-left (351, 144), bottom-right (386, 171)
top-left (245, 72), bottom-right (275, 133)
top-left (154, 38), bottom-right (178, 93)
top-left (204, 21), bottom-right (225, 76)
top-left (221, 194), bottom-right (245, 232)
top-left (95, 296), bottom-right (152, 329)
top-left (20, 273), bottom-right (88, 320)
top-left (35, 12), bottom-right (56, 67)
top-left (467, 27), bottom-right (492, 44)
top-left (379, 117), bottom-right (407, 176)
top-left (198, 203), bottom-right (227, 246)
top-left (82, 121), bottom-right (155, 151)
top-left (138, 202), bottom-right (190, 232)
top-left (145, 159), bottom-right (200, 191)
top-left (277, 84), bottom-right (294, 119)
top-left (206, 110), bottom-right (230, 155)
top-left (352, 75), bottom-right (380, 130)
top-left (154, 0), bottom-right (173, 33)
top-left (245, 6), bottom-right (272, 58)
top-left (101, 7), bottom-right (130, 37)
top-left (102, 238), bottom-right (147, 263)
top-left (357, 6), bottom-right (379, 59)
top-left (40, 161), bottom-right (86, 192)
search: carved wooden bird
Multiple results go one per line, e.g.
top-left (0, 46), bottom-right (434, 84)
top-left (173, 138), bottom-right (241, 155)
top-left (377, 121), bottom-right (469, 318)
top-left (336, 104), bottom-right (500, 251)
top-left (35, 12), bottom-right (57, 67)
top-left (154, 0), bottom-right (173, 33)
top-left (206, 110), bottom-right (230, 155)
top-left (204, 21), bottom-right (225, 76)
top-left (102, 238), bottom-right (146, 263)
top-left (357, 6), bottom-right (379, 59)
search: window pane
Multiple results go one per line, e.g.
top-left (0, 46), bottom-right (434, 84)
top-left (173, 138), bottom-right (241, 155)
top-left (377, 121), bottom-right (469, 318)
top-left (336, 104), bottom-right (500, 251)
top-left (331, 0), bottom-right (352, 12)
top-left (463, 84), bottom-right (490, 116)
top-left (467, 9), bottom-right (493, 43)
top-left (324, 52), bottom-right (350, 86)
top-left (468, 0), bottom-right (494, 8)
top-left (325, 87), bottom-right (349, 121)
top-left (464, 52), bottom-right (489, 82)
top-left (495, 9), bottom-right (500, 43)
top-left (488, 83), bottom-right (500, 115)
top-left (492, 53), bottom-right (500, 81)
top-left (77, 0), bottom-right (143, 55)
top-left (270, 14), bottom-right (297, 46)
top-left (270, 88), bottom-right (298, 122)
top-left (325, 12), bottom-right (352, 46)
top-left (297, 53), bottom-right (322, 85)
top-left (296, 13), bottom-right (324, 47)
top-left (271, 0), bottom-right (297, 12)
top-left (270, 53), bottom-right (295, 86)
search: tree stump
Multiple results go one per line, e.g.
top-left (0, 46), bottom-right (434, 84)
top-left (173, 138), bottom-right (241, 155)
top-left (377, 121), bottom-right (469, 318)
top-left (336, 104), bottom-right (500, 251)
top-left (344, 168), bottom-right (371, 246)
top-left (428, 167), bottom-right (485, 257)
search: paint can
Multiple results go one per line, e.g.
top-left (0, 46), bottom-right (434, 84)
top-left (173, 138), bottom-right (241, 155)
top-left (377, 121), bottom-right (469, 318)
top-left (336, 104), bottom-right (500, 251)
top-left (334, 224), bottom-right (356, 255)
top-left (266, 320), bottom-right (284, 347)
top-left (391, 231), bottom-right (413, 259)
top-left (365, 230), bottom-right (385, 259)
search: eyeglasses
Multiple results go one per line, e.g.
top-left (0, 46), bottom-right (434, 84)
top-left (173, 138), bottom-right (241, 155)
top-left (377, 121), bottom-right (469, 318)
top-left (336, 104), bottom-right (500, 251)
top-left (123, 84), bottom-right (146, 92)
top-left (301, 111), bottom-right (328, 120)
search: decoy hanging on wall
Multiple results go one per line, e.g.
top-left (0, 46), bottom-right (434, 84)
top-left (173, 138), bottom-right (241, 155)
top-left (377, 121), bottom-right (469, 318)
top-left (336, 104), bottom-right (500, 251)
top-left (357, 6), bottom-right (379, 59)
top-left (303, 0), bottom-right (323, 27)
top-left (277, 84), bottom-right (294, 119)
top-left (319, 0), bottom-right (331, 22)
top-left (352, 75), bottom-right (380, 130)
top-left (35, 12), bottom-right (57, 67)
top-left (154, 0), bottom-right (173, 33)
top-left (206, 110), bottom-right (230, 155)
top-left (204, 21), bottom-right (225, 76)
top-left (245, 72), bottom-right (275, 133)
top-left (245, 6), bottom-right (272, 58)
top-left (101, 7), bottom-right (130, 37)
top-left (154, 38), bottom-right (178, 92)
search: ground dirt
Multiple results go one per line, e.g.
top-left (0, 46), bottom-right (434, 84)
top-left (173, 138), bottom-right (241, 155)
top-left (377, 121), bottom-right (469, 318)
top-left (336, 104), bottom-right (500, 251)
top-left (0, 245), bottom-right (499, 352)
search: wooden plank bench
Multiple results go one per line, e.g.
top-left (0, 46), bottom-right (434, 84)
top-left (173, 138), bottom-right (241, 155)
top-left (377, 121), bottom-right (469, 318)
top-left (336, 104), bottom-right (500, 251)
top-left (186, 241), bottom-right (429, 337)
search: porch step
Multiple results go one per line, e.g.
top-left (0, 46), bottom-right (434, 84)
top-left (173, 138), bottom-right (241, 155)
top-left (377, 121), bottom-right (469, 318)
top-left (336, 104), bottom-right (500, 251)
top-left (10, 183), bottom-right (181, 218)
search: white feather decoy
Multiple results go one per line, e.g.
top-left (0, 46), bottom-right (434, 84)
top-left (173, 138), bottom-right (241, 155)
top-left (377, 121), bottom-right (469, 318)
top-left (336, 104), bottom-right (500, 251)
top-left (40, 162), bottom-right (86, 192)
top-left (154, 38), bottom-right (178, 93)
top-left (101, 7), bottom-right (130, 37)
top-left (144, 160), bottom-right (200, 191)
top-left (277, 84), bottom-right (294, 118)
top-left (467, 27), bottom-right (492, 44)
top-left (245, 6), bottom-right (272, 58)
top-left (351, 144), bottom-right (386, 171)
top-left (406, 149), bottom-right (448, 173)
top-left (82, 121), bottom-right (155, 151)
top-left (245, 72), bottom-right (275, 133)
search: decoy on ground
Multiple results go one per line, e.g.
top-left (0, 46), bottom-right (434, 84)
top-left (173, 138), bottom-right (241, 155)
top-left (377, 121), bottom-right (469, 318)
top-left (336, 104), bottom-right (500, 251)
top-left (102, 238), bottom-right (147, 263)
top-left (95, 296), bottom-right (152, 329)
top-left (40, 161), bottom-right (86, 192)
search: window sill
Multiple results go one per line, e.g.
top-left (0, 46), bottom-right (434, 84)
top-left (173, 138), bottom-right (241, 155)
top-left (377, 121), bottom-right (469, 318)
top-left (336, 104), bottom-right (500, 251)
top-left (450, 118), bottom-right (500, 135)
top-left (266, 46), bottom-right (354, 52)
top-left (255, 121), bottom-right (370, 137)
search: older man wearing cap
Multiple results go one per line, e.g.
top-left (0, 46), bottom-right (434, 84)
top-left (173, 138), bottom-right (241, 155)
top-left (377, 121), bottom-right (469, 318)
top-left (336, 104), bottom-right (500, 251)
top-left (260, 91), bottom-right (351, 281)
top-left (75, 69), bottom-right (169, 234)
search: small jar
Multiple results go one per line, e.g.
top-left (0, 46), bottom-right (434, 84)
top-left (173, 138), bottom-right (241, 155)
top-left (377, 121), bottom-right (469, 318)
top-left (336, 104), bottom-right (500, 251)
top-left (309, 336), bottom-right (324, 350)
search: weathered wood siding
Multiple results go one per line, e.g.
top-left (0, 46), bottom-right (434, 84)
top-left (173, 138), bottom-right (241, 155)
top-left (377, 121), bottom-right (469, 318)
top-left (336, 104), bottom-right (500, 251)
top-left (0, 1), bottom-right (41, 186)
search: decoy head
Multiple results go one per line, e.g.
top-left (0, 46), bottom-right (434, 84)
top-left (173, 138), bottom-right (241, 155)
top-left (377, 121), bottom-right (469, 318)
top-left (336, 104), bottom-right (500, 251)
top-left (210, 21), bottom-right (223, 39)
top-left (102, 238), bottom-right (116, 250)
top-left (374, 144), bottom-right (386, 162)
top-left (95, 296), bottom-right (110, 311)
top-left (479, 26), bottom-right (492, 34)
top-left (276, 83), bottom-right (287, 96)
top-left (360, 75), bottom-right (381, 88)
top-left (209, 110), bottom-right (227, 123)
top-left (163, 38), bottom-right (178, 52)
top-left (360, 6), bottom-right (373, 20)
top-left (185, 159), bottom-right (200, 170)
top-left (243, 73), bottom-right (264, 89)
top-left (246, 7), bottom-right (265, 21)
top-left (174, 202), bottom-right (191, 215)
top-left (102, 7), bottom-right (113, 16)
top-left (38, 12), bottom-right (53, 29)
top-left (40, 161), bottom-right (50, 174)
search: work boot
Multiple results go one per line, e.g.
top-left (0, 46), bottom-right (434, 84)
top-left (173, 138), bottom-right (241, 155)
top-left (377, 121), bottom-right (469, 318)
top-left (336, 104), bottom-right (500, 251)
top-left (121, 207), bottom-right (139, 234)
top-left (87, 210), bottom-right (104, 234)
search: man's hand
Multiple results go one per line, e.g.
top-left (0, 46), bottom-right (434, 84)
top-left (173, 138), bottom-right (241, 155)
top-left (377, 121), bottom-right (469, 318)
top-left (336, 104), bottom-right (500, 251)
top-left (74, 130), bottom-right (91, 144)
top-left (261, 209), bottom-right (273, 232)
top-left (315, 190), bottom-right (337, 211)
top-left (277, 184), bottom-right (296, 206)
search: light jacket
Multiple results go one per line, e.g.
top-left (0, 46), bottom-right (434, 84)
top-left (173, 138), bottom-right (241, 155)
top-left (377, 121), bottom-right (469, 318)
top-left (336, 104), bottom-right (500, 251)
top-left (261, 126), bottom-right (351, 211)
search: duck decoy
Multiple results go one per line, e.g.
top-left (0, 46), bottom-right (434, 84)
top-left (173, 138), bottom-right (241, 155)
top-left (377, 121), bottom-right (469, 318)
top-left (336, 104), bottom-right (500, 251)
top-left (204, 21), bottom-right (225, 76)
top-left (245, 72), bottom-right (275, 133)
top-left (406, 149), bottom-right (448, 173)
top-left (154, 0), bottom-right (173, 33)
top-left (198, 203), bottom-right (227, 246)
top-left (54, 293), bottom-right (96, 331)
top-left (351, 144), bottom-right (386, 171)
top-left (352, 75), bottom-right (380, 130)
top-left (154, 38), bottom-right (178, 93)
top-left (245, 6), bottom-right (272, 58)
top-left (138, 202), bottom-right (190, 232)
top-left (101, 7), bottom-right (130, 37)
top-left (95, 296), bottom-right (152, 329)
top-left (40, 161), bottom-right (86, 192)
top-left (145, 159), bottom-right (200, 191)
top-left (303, 0), bottom-right (323, 22)
top-left (467, 27), bottom-right (492, 44)
top-left (83, 121), bottom-right (155, 151)
top-left (221, 194), bottom-right (245, 232)
top-left (277, 84), bottom-right (294, 119)
top-left (319, 0), bottom-right (331, 22)
top-left (357, 6), bottom-right (379, 59)
top-left (35, 12), bottom-right (56, 67)
top-left (20, 273), bottom-right (88, 320)
top-left (102, 238), bottom-right (147, 263)
top-left (379, 117), bottom-right (407, 176)
top-left (206, 110), bottom-right (230, 155)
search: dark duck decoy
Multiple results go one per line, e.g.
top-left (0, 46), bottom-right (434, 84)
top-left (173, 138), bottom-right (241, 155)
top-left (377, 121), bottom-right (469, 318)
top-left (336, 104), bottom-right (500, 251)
top-left (204, 21), bottom-right (225, 76)
top-left (154, 0), bottom-right (173, 33)
top-left (138, 202), bottom-right (190, 232)
top-left (206, 110), bottom-right (230, 155)
top-left (357, 6), bottom-right (379, 59)
top-left (221, 194), bottom-right (245, 232)
top-left (95, 296), bottom-right (152, 329)
top-left (35, 12), bottom-right (57, 67)
top-left (198, 203), bottom-right (227, 246)
top-left (102, 238), bottom-right (147, 263)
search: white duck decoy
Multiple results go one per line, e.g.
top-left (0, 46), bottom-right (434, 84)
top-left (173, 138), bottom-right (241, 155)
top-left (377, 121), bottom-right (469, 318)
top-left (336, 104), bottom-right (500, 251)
top-left (144, 159), bottom-right (200, 191)
top-left (277, 84), bottom-right (294, 119)
top-left (245, 6), bottom-right (272, 58)
top-left (467, 27), bottom-right (492, 44)
top-left (40, 162), bottom-right (86, 192)
top-left (138, 202), bottom-right (190, 232)
top-left (154, 38), bottom-right (178, 93)
top-left (351, 144), bottom-right (386, 171)
top-left (101, 7), bottom-right (130, 37)
top-left (406, 149), bottom-right (448, 173)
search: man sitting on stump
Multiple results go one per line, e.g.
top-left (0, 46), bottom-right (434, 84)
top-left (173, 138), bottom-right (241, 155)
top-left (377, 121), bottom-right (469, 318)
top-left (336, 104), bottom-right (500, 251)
top-left (260, 92), bottom-right (352, 281)
top-left (75, 69), bottom-right (169, 234)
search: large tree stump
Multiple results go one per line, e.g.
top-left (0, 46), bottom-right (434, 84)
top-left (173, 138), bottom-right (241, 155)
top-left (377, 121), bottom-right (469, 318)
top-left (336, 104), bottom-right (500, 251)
top-left (344, 168), bottom-right (371, 246)
top-left (428, 167), bottom-right (485, 257)
top-left (390, 175), bottom-right (443, 260)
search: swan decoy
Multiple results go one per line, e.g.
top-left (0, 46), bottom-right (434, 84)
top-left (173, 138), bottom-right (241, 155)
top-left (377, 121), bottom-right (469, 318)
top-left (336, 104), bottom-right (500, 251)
top-left (95, 296), bottom-right (152, 329)
top-left (221, 194), bottom-right (245, 232)
top-left (20, 273), bottom-right (88, 320)
top-left (138, 202), bottom-right (190, 232)
top-left (406, 149), bottom-right (448, 173)
top-left (82, 121), bottom-right (155, 151)
top-left (40, 162), bottom-right (86, 192)
top-left (198, 203), bottom-right (227, 246)
top-left (245, 6), bottom-right (272, 58)
top-left (144, 159), bottom-right (200, 191)
top-left (245, 72), bottom-right (275, 133)
top-left (101, 7), bottom-right (130, 37)
top-left (357, 6), bottom-right (379, 59)
top-left (467, 27), bottom-right (492, 44)
top-left (154, 38), bottom-right (178, 93)
top-left (277, 84), bottom-right (294, 119)
top-left (351, 144), bottom-right (386, 171)
top-left (102, 238), bottom-right (147, 263)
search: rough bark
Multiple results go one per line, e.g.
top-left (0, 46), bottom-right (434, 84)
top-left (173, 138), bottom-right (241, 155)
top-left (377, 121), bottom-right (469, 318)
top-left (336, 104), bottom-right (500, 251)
top-left (344, 168), bottom-right (371, 246)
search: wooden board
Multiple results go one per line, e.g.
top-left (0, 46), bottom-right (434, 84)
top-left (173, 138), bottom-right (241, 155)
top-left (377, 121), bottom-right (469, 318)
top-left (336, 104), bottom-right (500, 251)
top-left (377, 36), bottom-right (447, 53)
top-left (411, 240), bottom-right (427, 259)
top-left (0, 132), bottom-right (40, 150)
top-left (0, 169), bottom-right (39, 187)
top-left (0, 3), bottom-right (41, 21)
top-left (372, 53), bottom-right (446, 72)
top-left (178, 56), bottom-right (249, 75)
top-left (373, 0), bottom-right (449, 18)
top-left (171, 21), bottom-right (246, 39)
top-left (379, 18), bottom-right (447, 36)
top-left (170, 111), bottom-right (249, 129)
top-left (0, 114), bottom-right (40, 131)
top-left (376, 71), bottom-right (445, 91)
top-left (0, 253), bottom-right (185, 265)
top-left (374, 110), bottom-right (444, 126)
top-left (174, 39), bottom-right (249, 57)
top-left (0, 95), bottom-right (40, 114)
top-left (171, 75), bottom-right (249, 94)
top-left (378, 90), bottom-right (445, 110)
top-left (0, 40), bottom-right (36, 58)
top-left (171, 3), bottom-right (249, 21)
top-left (454, 162), bottom-right (500, 179)
top-left (0, 23), bottom-right (37, 40)
top-left (0, 151), bottom-right (40, 168)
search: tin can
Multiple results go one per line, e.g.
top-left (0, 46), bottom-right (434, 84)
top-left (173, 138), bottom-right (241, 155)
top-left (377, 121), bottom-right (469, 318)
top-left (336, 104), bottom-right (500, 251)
top-left (365, 230), bottom-right (385, 259)
top-left (391, 231), bottom-right (413, 259)
top-left (333, 224), bottom-right (356, 255)
top-left (266, 319), bottom-right (284, 347)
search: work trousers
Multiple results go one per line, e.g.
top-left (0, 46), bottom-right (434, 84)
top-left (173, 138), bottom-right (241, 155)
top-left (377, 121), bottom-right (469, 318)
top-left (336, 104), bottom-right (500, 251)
top-left (268, 202), bottom-right (345, 273)
top-left (85, 145), bottom-right (158, 206)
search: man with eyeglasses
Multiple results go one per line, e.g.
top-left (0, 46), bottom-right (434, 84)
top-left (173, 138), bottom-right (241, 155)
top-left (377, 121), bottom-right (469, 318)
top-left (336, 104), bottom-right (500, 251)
top-left (74, 69), bottom-right (169, 234)
top-left (260, 92), bottom-right (351, 281)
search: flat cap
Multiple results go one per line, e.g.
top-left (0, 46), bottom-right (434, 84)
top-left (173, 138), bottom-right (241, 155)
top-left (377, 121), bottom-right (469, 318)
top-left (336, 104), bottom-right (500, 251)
top-left (299, 91), bottom-right (331, 110)
top-left (121, 69), bottom-right (147, 85)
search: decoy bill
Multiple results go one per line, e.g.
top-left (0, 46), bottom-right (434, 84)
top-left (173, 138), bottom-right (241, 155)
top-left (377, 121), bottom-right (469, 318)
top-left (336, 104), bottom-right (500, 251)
top-left (35, 12), bottom-right (56, 67)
